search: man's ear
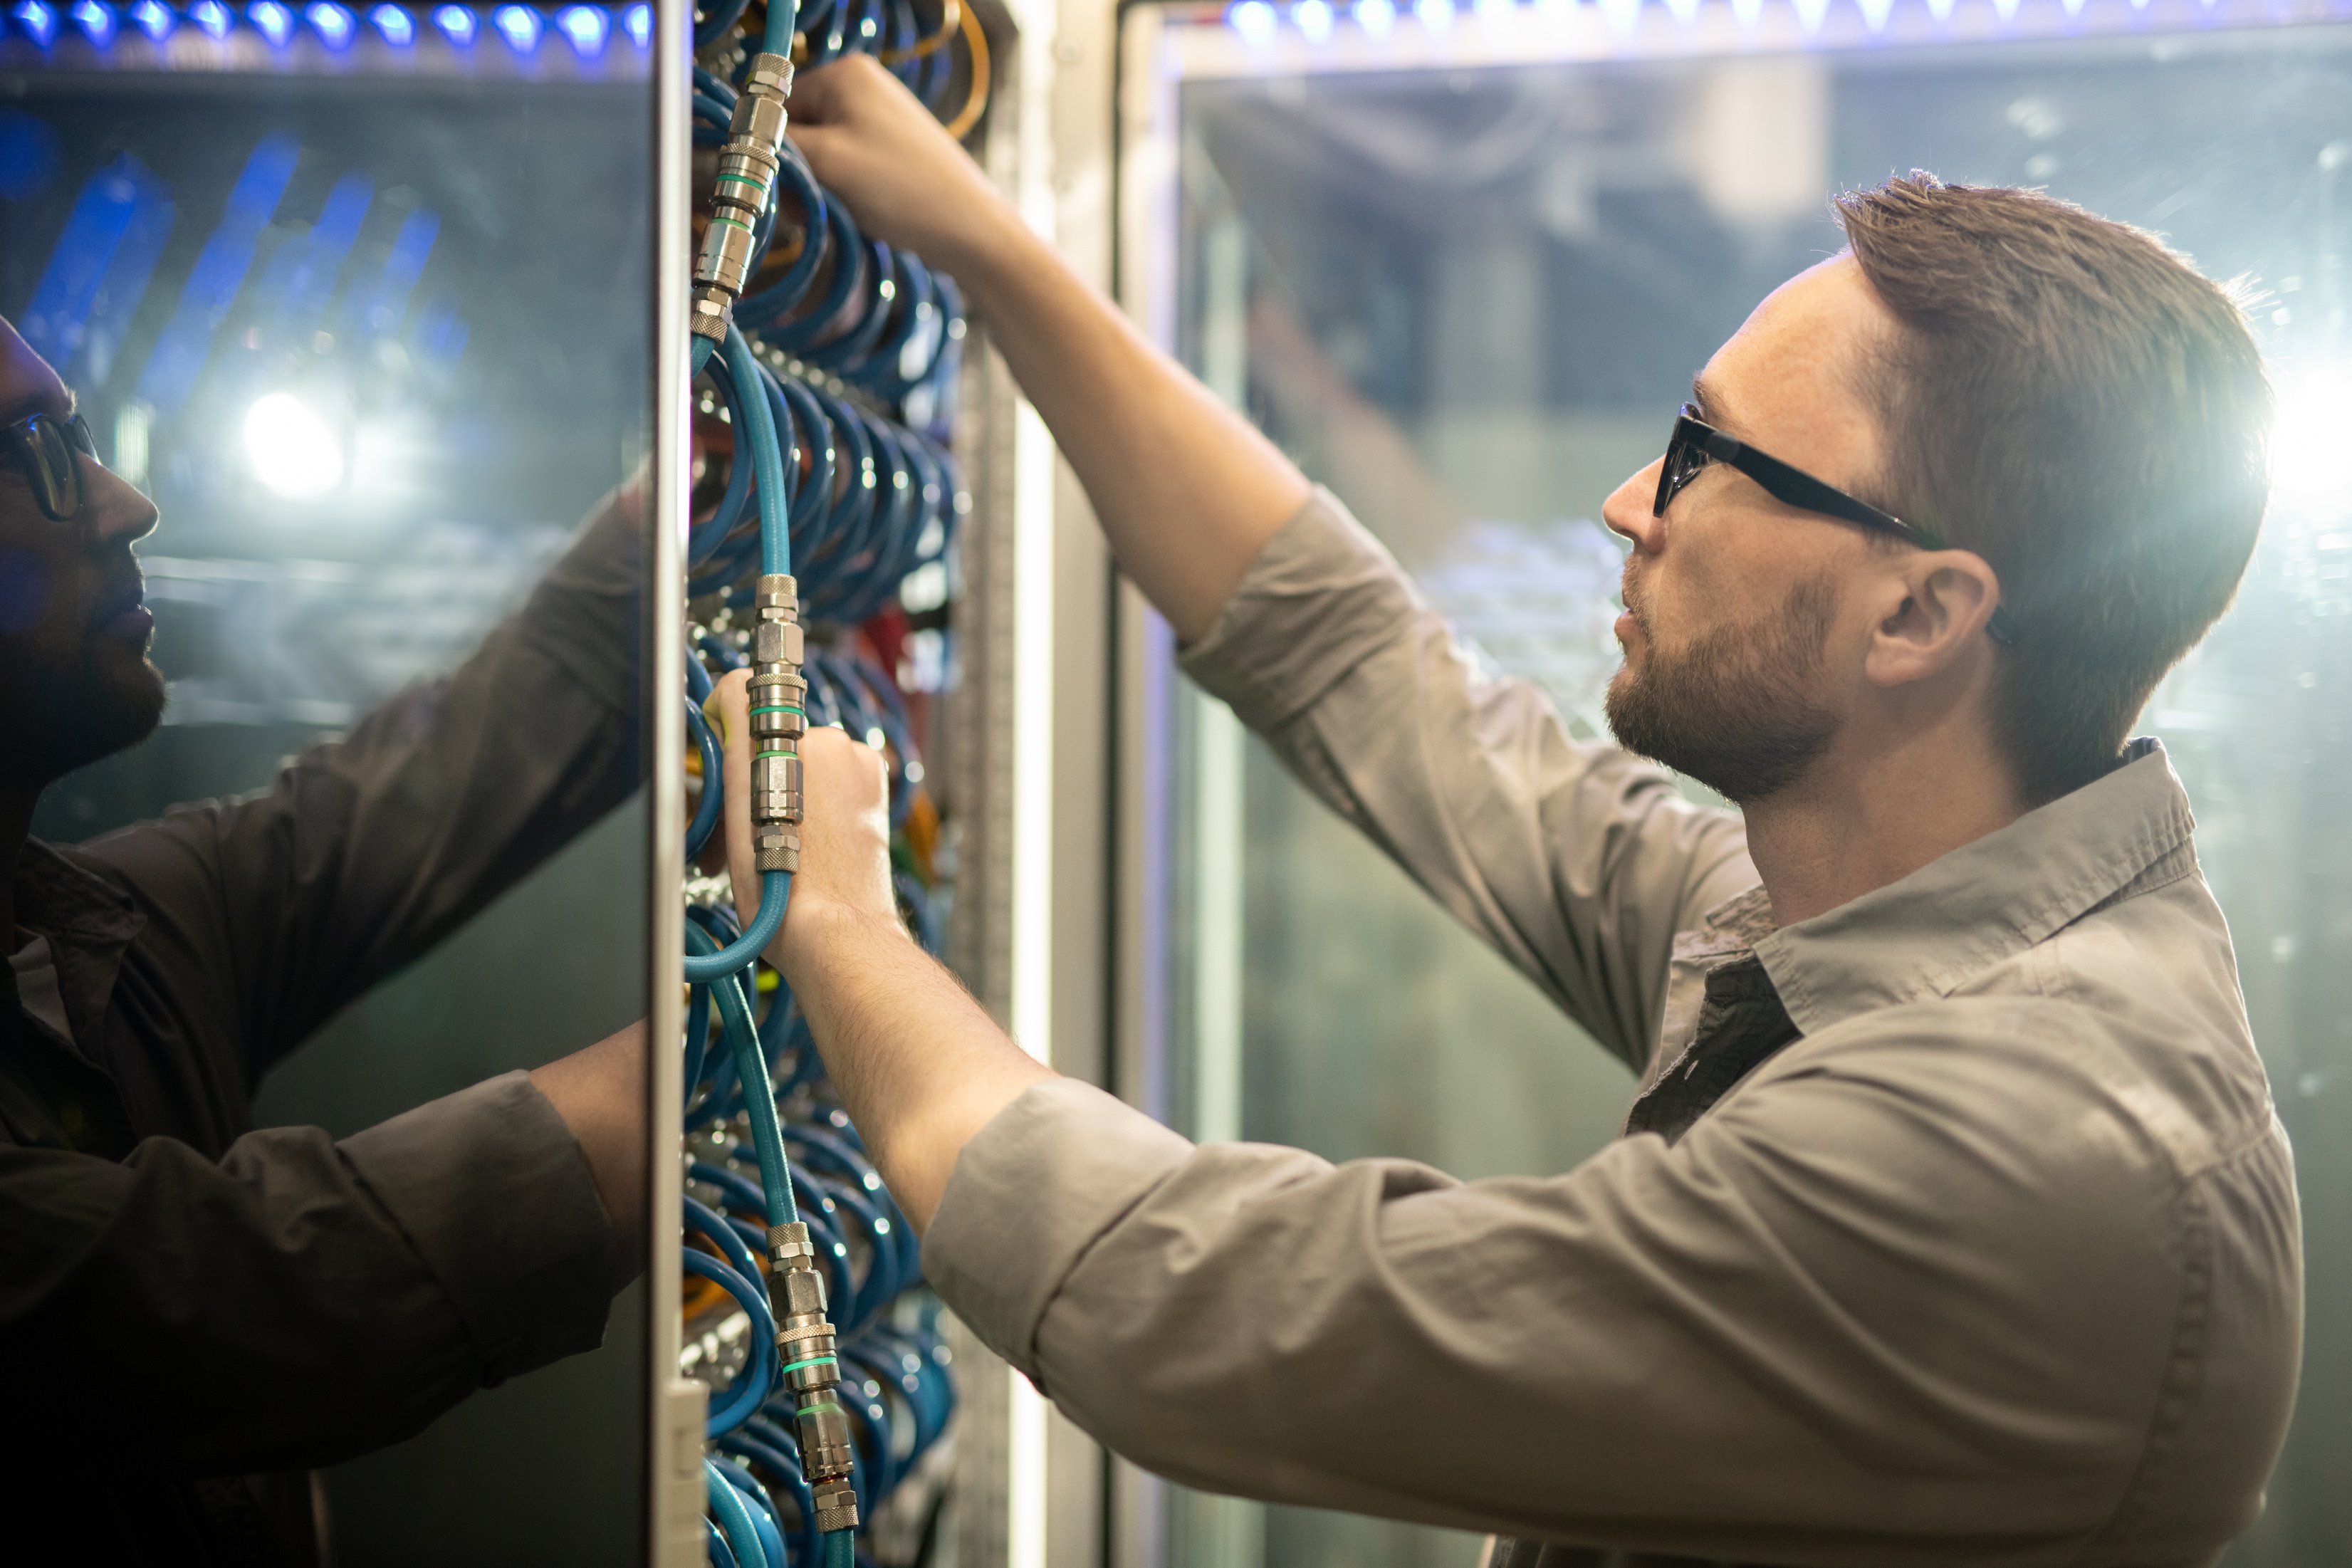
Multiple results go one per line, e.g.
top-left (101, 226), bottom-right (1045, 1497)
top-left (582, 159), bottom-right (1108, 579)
top-left (1863, 550), bottom-right (2001, 688)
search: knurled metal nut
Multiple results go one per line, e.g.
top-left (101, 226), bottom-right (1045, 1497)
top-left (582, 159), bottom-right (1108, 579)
top-left (771, 1325), bottom-right (837, 1354)
top-left (813, 1502), bottom-right (858, 1533)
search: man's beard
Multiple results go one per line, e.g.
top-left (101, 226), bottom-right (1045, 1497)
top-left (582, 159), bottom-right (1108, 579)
top-left (0, 641), bottom-right (166, 791)
top-left (1604, 572), bottom-right (1841, 805)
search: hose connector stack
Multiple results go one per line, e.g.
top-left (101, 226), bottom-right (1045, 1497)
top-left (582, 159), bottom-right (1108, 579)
top-left (765, 1221), bottom-right (861, 1530)
top-left (692, 51), bottom-right (796, 344)
top-left (747, 573), bottom-right (805, 873)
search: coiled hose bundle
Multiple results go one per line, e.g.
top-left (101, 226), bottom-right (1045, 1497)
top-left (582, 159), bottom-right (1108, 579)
top-left (680, 1), bottom-right (979, 1562)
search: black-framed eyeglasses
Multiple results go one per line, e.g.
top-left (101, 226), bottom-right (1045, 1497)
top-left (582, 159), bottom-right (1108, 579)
top-left (1656, 403), bottom-right (2019, 647)
top-left (2, 409), bottom-right (100, 524)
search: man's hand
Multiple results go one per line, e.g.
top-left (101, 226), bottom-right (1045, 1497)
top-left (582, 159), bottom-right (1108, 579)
top-left (707, 667), bottom-right (1052, 1230)
top-left (787, 56), bottom-right (1020, 278)
top-left (708, 669), bottom-right (897, 968)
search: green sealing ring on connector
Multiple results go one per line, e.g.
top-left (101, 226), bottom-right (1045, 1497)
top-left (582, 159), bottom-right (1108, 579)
top-left (710, 213), bottom-right (755, 236)
top-left (779, 1355), bottom-right (839, 1376)
top-left (755, 748), bottom-right (794, 760)
top-left (748, 705), bottom-right (805, 717)
top-left (793, 1401), bottom-right (843, 1420)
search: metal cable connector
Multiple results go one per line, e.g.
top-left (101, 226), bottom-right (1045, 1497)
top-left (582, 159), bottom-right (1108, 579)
top-left (765, 1221), bottom-right (859, 1519)
top-left (747, 573), bottom-right (804, 872)
top-left (692, 51), bottom-right (796, 344)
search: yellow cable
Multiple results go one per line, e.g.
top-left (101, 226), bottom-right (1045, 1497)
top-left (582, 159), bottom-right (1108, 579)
top-left (940, 0), bottom-right (991, 141)
top-left (877, 0), bottom-right (958, 63)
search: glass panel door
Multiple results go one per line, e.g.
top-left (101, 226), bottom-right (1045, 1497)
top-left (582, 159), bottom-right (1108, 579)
top-left (2, 16), bottom-right (655, 1564)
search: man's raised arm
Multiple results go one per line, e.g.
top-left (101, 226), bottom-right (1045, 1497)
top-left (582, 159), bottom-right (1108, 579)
top-left (788, 57), bottom-right (1308, 642)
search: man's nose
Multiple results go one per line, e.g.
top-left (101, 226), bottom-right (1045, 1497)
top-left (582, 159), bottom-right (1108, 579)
top-left (84, 463), bottom-right (158, 550)
top-left (1602, 460), bottom-right (1664, 556)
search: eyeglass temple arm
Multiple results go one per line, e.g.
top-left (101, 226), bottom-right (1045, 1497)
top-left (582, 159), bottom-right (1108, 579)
top-left (1701, 428), bottom-right (2020, 647)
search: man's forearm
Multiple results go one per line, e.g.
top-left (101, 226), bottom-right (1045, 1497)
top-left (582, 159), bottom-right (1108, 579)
top-left (953, 209), bottom-right (1310, 643)
top-left (780, 902), bottom-right (1052, 1232)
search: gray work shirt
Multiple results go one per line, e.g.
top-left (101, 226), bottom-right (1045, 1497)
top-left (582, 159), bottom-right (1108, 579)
top-left (924, 489), bottom-right (2301, 1568)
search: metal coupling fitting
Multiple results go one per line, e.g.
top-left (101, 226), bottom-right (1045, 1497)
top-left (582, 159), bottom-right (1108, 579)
top-left (793, 1395), bottom-right (857, 1482)
top-left (689, 285), bottom-right (732, 343)
top-left (753, 825), bottom-right (800, 874)
top-left (728, 92), bottom-right (788, 159)
top-left (752, 617), bottom-right (805, 668)
top-left (810, 1480), bottom-right (859, 1535)
top-left (766, 1221), bottom-right (815, 1274)
top-left (694, 210), bottom-right (761, 299)
top-left (741, 51), bottom-right (793, 102)
top-left (689, 56), bottom-right (794, 344)
top-left (754, 573), bottom-right (798, 617)
top-left (750, 750), bottom-right (803, 828)
top-left (748, 696), bottom-right (805, 743)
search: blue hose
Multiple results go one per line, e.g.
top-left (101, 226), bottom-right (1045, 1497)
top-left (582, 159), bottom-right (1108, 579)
top-left (712, 1455), bottom-right (792, 1568)
top-left (706, 1460), bottom-right (773, 1568)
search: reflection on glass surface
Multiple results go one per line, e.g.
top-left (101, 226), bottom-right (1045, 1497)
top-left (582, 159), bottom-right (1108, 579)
top-left (1, 49), bottom-right (651, 1568)
top-left (1151, 19), bottom-right (2350, 1568)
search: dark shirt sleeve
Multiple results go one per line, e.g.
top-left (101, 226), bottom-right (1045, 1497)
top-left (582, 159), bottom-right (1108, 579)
top-left (81, 488), bottom-right (644, 1082)
top-left (0, 1069), bottom-right (616, 1476)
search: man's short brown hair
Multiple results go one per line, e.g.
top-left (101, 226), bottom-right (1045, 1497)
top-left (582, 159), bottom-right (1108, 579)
top-left (1835, 174), bottom-right (2271, 805)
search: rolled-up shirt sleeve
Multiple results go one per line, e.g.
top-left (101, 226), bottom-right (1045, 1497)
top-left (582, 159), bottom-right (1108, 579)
top-left (1180, 488), bottom-right (1752, 1070)
top-left (927, 1052), bottom-right (2221, 1564)
top-left (0, 1070), bottom-right (614, 1477)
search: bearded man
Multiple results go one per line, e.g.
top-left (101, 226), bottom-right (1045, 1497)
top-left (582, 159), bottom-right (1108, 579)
top-left (0, 315), bottom-right (652, 1563)
top-left (718, 56), bottom-right (2302, 1568)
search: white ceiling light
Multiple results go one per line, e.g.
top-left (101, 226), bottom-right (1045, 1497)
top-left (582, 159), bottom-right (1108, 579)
top-left (243, 391), bottom-right (345, 500)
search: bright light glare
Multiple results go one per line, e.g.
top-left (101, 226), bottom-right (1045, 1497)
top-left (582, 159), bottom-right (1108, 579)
top-left (623, 0), bottom-right (649, 43)
top-left (306, 0), bottom-right (352, 43)
top-left (368, 1), bottom-right (410, 40)
top-left (490, 0), bottom-right (536, 47)
top-left (2272, 367), bottom-right (2352, 513)
top-left (130, 0), bottom-right (171, 35)
top-left (555, 2), bottom-right (604, 51)
top-left (249, 0), bottom-right (293, 43)
top-left (1792, 0), bottom-right (1829, 30)
top-left (244, 392), bottom-right (345, 499)
top-left (10, 0), bottom-right (58, 45)
top-left (1414, 0), bottom-right (1454, 33)
top-left (431, 1), bottom-right (473, 41)
top-left (69, 0), bottom-right (113, 41)
top-left (1293, 0), bottom-right (1333, 38)
top-left (1227, 0), bottom-right (1276, 41)
top-left (1856, 0), bottom-right (1893, 27)
top-left (189, 0), bottom-right (231, 33)
top-left (1356, 0), bottom-right (1395, 31)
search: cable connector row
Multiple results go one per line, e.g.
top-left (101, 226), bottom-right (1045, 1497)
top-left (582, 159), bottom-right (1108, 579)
top-left (748, 573), bottom-right (806, 873)
top-left (693, 51), bottom-right (796, 345)
top-left (766, 1221), bottom-right (861, 1533)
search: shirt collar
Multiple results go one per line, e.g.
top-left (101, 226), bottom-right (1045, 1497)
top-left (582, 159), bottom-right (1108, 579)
top-left (1749, 738), bottom-right (2195, 1035)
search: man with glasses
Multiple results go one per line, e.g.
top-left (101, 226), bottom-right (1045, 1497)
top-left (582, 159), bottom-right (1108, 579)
top-left (715, 56), bottom-right (2299, 1568)
top-left (0, 317), bottom-right (652, 1562)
